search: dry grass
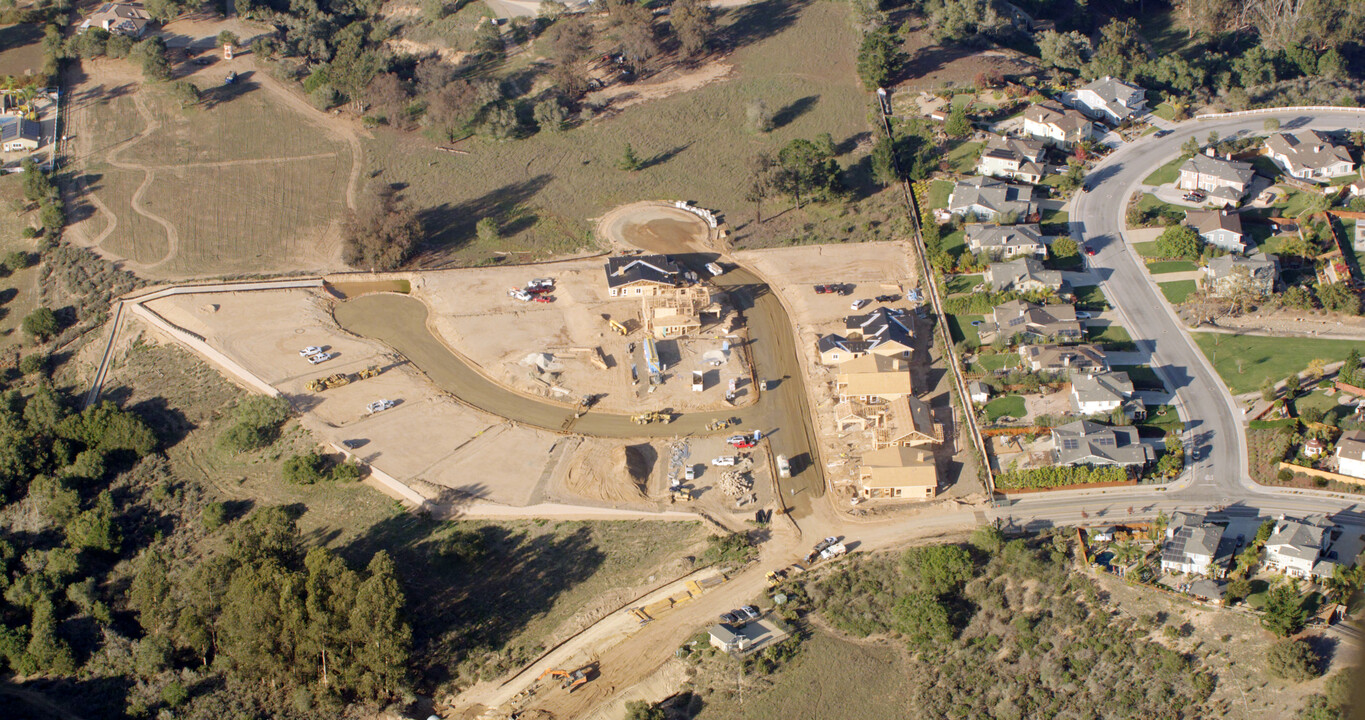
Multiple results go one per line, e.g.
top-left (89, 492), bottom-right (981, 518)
top-left (0, 23), bottom-right (44, 77)
top-left (0, 175), bottom-right (41, 353)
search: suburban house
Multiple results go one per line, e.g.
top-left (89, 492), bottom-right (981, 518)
top-left (79, 3), bottom-right (152, 37)
top-left (1263, 515), bottom-right (1340, 580)
top-left (708, 624), bottom-right (750, 654)
top-left (1051, 420), bottom-right (1153, 468)
top-left (1264, 130), bottom-right (1355, 181)
top-left (1070, 370), bottom-right (1145, 419)
top-left (604, 255), bottom-right (684, 297)
top-left (947, 177), bottom-right (1038, 221)
top-left (0, 117), bottom-right (40, 153)
top-left (966, 223), bottom-right (1048, 259)
top-left (968, 380), bottom-right (991, 404)
top-left (1202, 253), bottom-right (1279, 297)
top-left (835, 354), bottom-right (914, 402)
top-left (1019, 343), bottom-right (1108, 373)
top-left (986, 300), bottom-right (1083, 343)
top-left (985, 257), bottom-right (1068, 295)
top-left (1185, 208), bottom-right (1247, 253)
top-left (1160, 512), bottom-right (1230, 577)
top-left (816, 308), bottom-right (914, 365)
top-left (1074, 76), bottom-right (1147, 124)
top-left (858, 446), bottom-right (938, 501)
top-left (1337, 430), bottom-right (1365, 479)
top-left (1022, 101), bottom-right (1092, 148)
top-left (976, 134), bottom-right (1047, 183)
top-left (1177, 151), bottom-right (1256, 206)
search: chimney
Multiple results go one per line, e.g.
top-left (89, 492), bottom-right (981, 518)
top-left (1205, 147), bottom-right (1216, 157)
top-left (1224, 152), bottom-right (1232, 161)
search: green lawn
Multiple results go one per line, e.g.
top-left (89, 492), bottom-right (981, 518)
top-left (1073, 284), bottom-right (1110, 310)
top-left (984, 394), bottom-right (1026, 421)
top-left (1192, 332), bottom-right (1364, 394)
top-left (1040, 209), bottom-right (1069, 235)
top-left (1087, 323), bottom-right (1135, 350)
top-left (1272, 186), bottom-right (1318, 218)
top-left (1142, 155), bottom-right (1188, 186)
top-left (947, 314), bottom-right (983, 344)
top-left (1159, 280), bottom-right (1198, 304)
top-left (946, 273), bottom-right (982, 294)
top-left (1133, 240), bottom-right (1160, 258)
top-left (1251, 155), bottom-right (1282, 180)
top-left (1151, 102), bottom-right (1178, 122)
top-left (945, 141), bottom-right (982, 174)
top-left (942, 228), bottom-right (968, 260)
top-left (974, 352), bottom-right (1020, 373)
top-left (926, 179), bottom-right (954, 210)
top-left (1146, 260), bottom-right (1197, 274)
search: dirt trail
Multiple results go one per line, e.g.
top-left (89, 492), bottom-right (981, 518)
top-left (251, 66), bottom-right (363, 211)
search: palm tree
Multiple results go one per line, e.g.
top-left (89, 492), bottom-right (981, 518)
top-left (1112, 541), bottom-right (1143, 566)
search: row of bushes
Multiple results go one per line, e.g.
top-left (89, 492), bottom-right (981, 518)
top-left (995, 464), bottom-right (1128, 490)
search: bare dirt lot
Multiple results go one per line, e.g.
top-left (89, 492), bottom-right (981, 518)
top-left (413, 261), bottom-right (753, 414)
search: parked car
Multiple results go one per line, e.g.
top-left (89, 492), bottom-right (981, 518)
top-left (850, 298), bottom-right (870, 311)
top-left (1154, 129), bottom-right (1172, 138)
top-left (741, 605), bottom-right (761, 619)
top-left (720, 612), bottom-right (740, 624)
top-left (532, 295), bottom-right (554, 303)
top-left (1084, 246), bottom-right (1097, 256)
top-left (711, 456), bottom-right (738, 466)
top-left (307, 353), bottom-right (332, 364)
top-left (528, 278), bottom-right (554, 289)
top-left (299, 346), bottom-right (323, 356)
top-left (814, 284), bottom-right (832, 294)
top-left (727, 434), bottom-right (757, 449)
top-left (684, 465), bottom-right (696, 481)
top-left (1075, 311), bottom-right (1093, 320)
top-left (875, 294), bottom-right (900, 303)
top-left (508, 288), bottom-right (532, 301)
top-left (367, 399), bottom-right (395, 413)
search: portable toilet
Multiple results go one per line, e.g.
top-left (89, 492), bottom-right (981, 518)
top-left (223, 43), bottom-right (234, 60)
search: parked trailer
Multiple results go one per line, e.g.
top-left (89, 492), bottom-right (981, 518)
top-left (693, 370), bottom-right (704, 392)
top-left (705, 262), bottom-right (724, 276)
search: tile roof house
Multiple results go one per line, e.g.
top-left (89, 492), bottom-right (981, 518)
top-left (1018, 343), bottom-right (1107, 373)
top-left (836, 354), bottom-right (914, 402)
top-left (1051, 420), bottom-right (1152, 468)
top-left (1074, 76), bottom-right (1147, 124)
top-left (858, 446), bottom-right (938, 500)
top-left (966, 223), bottom-right (1048, 259)
top-left (976, 134), bottom-right (1047, 184)
top-left (947, 177), bottom-right (1038, 222)
top-left (1178, 152), bottom-right (1256, 204)
top-left (79, 3), bottom-right (152, 37)
top-left (1070, 370), bottom-right (1145, 419)
top-left (1202, 253), bottom-right (1278, 297)
top-left (817, 308), bottom-right (914, 365)
top-left (0, 117), bottom-right (40, 153)
top-left (985, 257), bottom-right (1068, 295)
top-left (1264, 515), bottom-right (1339, 580)
top-left (1160, 512), bottom-right (1230, 576)
top-left (1185, 208), bottom-right (1247, 253)
top-left (986, 300), bottom-right (1082, 343)
top-left (1337, 430), bottom-right (1365, 479)
top-left (603, 255), bottom-right (684, 297)
top-left (1264, 130), bottom-right (1355, 181)
top-left (1022, 100), bottom-right (1092, 148)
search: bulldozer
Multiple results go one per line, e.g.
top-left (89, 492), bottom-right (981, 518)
top-left (631, 411), bottom-right (673, 425)
top-left (537, 663), bottom-right (594, 692)
top-left (608, 319), bottom-right (629, 336)
top-left (355, 365), bottom-right (381, 380)
top-left (306, 373), bottom-right (351, 392)
top-left (705, 418), bottom-right (733, 432)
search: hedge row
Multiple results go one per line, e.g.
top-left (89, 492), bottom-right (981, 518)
top-left (995, 465), bottom-right (1128, 490)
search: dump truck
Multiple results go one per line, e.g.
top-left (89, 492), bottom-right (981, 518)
top-left (706, 418), bottom-right (732, 432)
top-left (306, 373), bottom-right (351, 392)
top-left (631, 411), bottom-right (672, 425)
top-left (776, 455), bottom-right (791, 479)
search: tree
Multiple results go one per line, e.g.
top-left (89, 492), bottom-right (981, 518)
top-left (1315, 282), bottom-right (1361, 315)
top-left (1155, 225), bottom-right (1200, 261)
top-left (944, 106), bottom-right (971, 138)
top-left (1284, 373), bottom-right (1301, 395)
top-left (1051, 237), bottom-right (1079, 259)
top-left (745, 99), bottom-right (773, 133)
top-left (21, 307), bottom-right (57, 341)
top-left (217, 30), bottom-right (240, 48)
top-left (1112, 540), bottom-right (1143, 565)
top-left (131, 36), bottom-right (171, 82)
top-left (66, 490), bottom-right (121, 552)
top-left (856, 27), bottom-right (900, 90)
top-left (283, 453), bottom-right (330, 484)
top-left (614, 3), bottom-right (660, 73)
top-left (618, 143), bottom-right (642, 171)
top-left (1225, 576), bottom-right (1252, 604)
top-left (1266, 638), bottom-right (1321, 681)
top-left (1261, 378), bottom-right (1277, 402)
top-left (925, 0), bottom-right (1011, 43)
top-left (547, 15), bottom-right (593, 98)
top-left (671, 0), bottom-right (715, 58)
top-left (1157, 432), bottom-right (1184, 477)
top-left (1265, 118), bottom-right (1282, 131)
top-left (624, 701), bottom-right (666, 720)
top-left (892, 591), bottom-right (956, 647)
top-left (533, 96), bottom-right (569, 132)
top-left (1036, 29), bottom-right (1091, 72)
top-left (168, 80), bottom-right (200, 107)
top-left (901, 545), bottom-right (973, 596)
top-left (744, 152), bottom-right (776, 223)
top-left (347, 551), bottom-right (411, 699)
top-left (342, 184), bottom-right (424, 270)
top-left (1261, 580), bottom-right (1307, 637)
top-left (1181, 136), bottom-right (1201, 158)
top-left (776, 137), bottom-right (842, 208)
top-left (38, 202), bottom-right (63, 232)
top-left (1089, 19), bottom-right (1146, 78)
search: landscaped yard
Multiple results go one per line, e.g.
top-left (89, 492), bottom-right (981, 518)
top-left (926, 179), bottom-right (954, 210)
top-left (1073, 284), bottom-right (1111, 310)
top-left (1142, 155), bottom-right (1188, 186)
top-left (1133, 240), bottom-right (1160, 258)
top-left (1192, 332), bottom-right (1362, 394)
top-left (1113, 365), bottom-right (1165, 391)
top-left (973, 351), bottom-right (1020, 374)
top-left (1159, 280), bottom-right (1197, 304)
top-left (1087, 323), bottom-right (1135, 350)
top-left (945, 273), bottom-right (982, 294)
top-left (942, 227), bottom-right (968, 261)
top-left (1040, 209), bottom-right (1069, 235)
top-left (945, 141), bottom-right (982, 174)
top-left (947, 314), bottom-right (983, 344)
top-left (984, 394), bottom-right (1026, 421)
top-left (1146, 260), bottom-right (1197, 274)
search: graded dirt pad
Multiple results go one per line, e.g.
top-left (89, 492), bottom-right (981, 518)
top-left (412, 261), bottom-right (749, 414)
top-left (596, 202), bottom-right (714, 252)
top-left (896, 29), bottom-right (1039, 92)
top-left (141, 288), bottom-right (559, 506)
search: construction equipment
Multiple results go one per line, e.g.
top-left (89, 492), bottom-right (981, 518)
top-left (670, 487), bottom-right (694, 502)
top-left (537, 664), bottom-right (594, 692)
top-left (608, 319), bottom-right (628, 335)
top-left (631, 411), bottom-right (672, 425)
top-left (356, 365), bottom-right (381, 379)
top-left (306, 373), bottom-right (351, 392)
top-left (705, 418), bottom-right (733, 432)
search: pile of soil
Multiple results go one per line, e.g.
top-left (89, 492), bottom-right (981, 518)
top-left (560, 441), bottom-right (654, 505)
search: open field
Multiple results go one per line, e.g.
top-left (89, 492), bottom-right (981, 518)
top-left (368, 0), bottom-right (902, 267)
top-left (1192, 332), bottom-right (1361, 394)
top-left (64, 56), bottom-right (356, 278)
top-left (0, 175), bottom-right (42, 356)
top-left (0, 23), bottom-right (43, 77)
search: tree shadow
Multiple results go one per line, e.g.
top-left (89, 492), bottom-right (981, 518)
top-left (772, 95), bottom-right (818, 130)
top-left (640, 143), bottom-right (692, 170)
top-left (721, 0), bottom-right (807, 52)
top-left (198, 71), bottom-right (258, 110)
top-left (414, 174), bottom-right (553, 265)
top-left (0, 675), bottom-right (132, 720)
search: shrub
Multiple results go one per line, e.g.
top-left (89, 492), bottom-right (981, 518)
top-left (18, 353), bottom-right (46, 375)
top-left (22, 307), bottom-right (58, 341)
top-left (202, 501), bottom-right (228, 531)
top-left (219, 395), bottom-right (291, 452)
top-left (1266, 638), bottom-right (1321, 681)
top-left (701, 532), bottom-right (756, 565)
top-left (4, 251), bottom-right (32, 271)
top-left (995, 465), bottom-right (1128, 490)
top-left (283, 453), bottom-right (329, 484)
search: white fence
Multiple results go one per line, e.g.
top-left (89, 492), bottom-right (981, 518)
top-left (1195, 106), bottom-right (1365, 120)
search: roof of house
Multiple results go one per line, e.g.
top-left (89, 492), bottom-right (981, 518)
top-left (1185, 208), bottom-right (1244, 238)
top-left (986, 257), bottom-right (1065, 292)
top-left (1020, 343), bottom-right (1107, 372)
top-left (949, 178), bottom-right (1036, 217)
top-left (1071, 371), bottom-right (1135, 404)
top-left (876, 395), bottom-right (941, 445)
top-left (837, 354), bottom-right (914, 397)
top-left (1052, 420), bottom-right (1151, 466)
top-left (818, 308), bottom-right (914, 357)
top-left (860, 446), bottom-right (937, 488)
top-left (1205, 253), bottom-right (1278, 279)
top-left (0, 117), bottom-right (40, 143)
top-left (1079, 76), bottom-right (1145, 119)
top-left (709, 624), bottom-right (744, 644)
top-left (968, 380), bottom-right (990, 395)
top-left (1188, 578), bottom-right (1225, 600)
top-left (1161, 514), bottom-right (1226, 567)
top-left (1024, 101), bottom-right (1089, 133)
top-left (983, 134), bottom-right (1046, 161)
top-left (83, 3), bottom-right (151, 33)
top-left (992, 299), bottom-right (1081, 337)
top-left (968, 223), bottom-right (1047, 251)
top-left (1267, 516), bottom-right (1331, 562)
top-left (1180, 154), bottom-right (1256, 186)
top-left (1265, 130), bottom-right (1354, 171)
top-left (1337, 430), bottom-right (1365, 462)
top-left (603, 255), bottom-right (682, 289)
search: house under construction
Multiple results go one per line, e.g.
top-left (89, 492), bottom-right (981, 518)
top-left (643, 285), bottom-right (722, 339)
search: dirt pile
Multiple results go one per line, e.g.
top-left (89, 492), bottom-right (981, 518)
top-left (560, 440), bottom-right (654, 505)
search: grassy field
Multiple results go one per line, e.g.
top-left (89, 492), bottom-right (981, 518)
top-left (0, 175), bottom-right (42, 355)
top-left (945, 273), bottom-right (982, 294)
top-left (945, 141), bottom-right (982, 174)
top-left (1142, 155), bottom-right (1187, 186)
top-left (984, 394), bottom-right (1026, 420)
top-left (1193, 332), bottom-right (1362, 394)
top-left (370, 0), bottom-right (890, 265)
top-left (1147, 260), bottom-right (1197, 274)
top-left (1159, 279), bottom-right (1197, 303)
